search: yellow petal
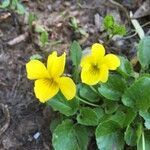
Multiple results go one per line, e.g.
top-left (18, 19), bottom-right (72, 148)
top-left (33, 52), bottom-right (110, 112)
top-left (26, 60), bottom-right (50, 80)
top-left (81, 65), bottom-right (101, 85)
top-left (34, 79), bottom-right (59, 103)
top-left (103, 54), bottom-right (120, 70)
top-left (99, 65), bottom-right (109, 83)
top-left (58, 77), bottom-right (76, 100)
top-left (47, 51), bottom-right (66, 77)
top-left (80, 55), bottom-right (93, 68)
top-left (91, 43), bottom-right (105, 63)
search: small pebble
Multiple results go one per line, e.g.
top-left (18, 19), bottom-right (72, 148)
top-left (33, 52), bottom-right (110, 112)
top-left (33, 132), bottom-right (40, 140)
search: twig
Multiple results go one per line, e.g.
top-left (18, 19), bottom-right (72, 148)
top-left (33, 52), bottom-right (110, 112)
top-left (0, 12), bottom-right (11, 21)
top-left (108, 0), bottom-right (130, 22)
top-left (141, 21), bottom-right (150, 28)
top-left (123, 32), bottom-right (138, 39)
top-left (0, 103), bottom-right (10, 137)
top-left (7, 32), bottom-right (29, 46)
top-left (123, 21), bottom-right (150, 39)
top-left (78, 4), bottom-right (101, 10)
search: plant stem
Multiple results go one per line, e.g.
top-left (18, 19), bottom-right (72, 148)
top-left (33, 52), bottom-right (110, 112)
top-left (142, 132), bottom-right (145, 150)
top-left (89, 86), bottom-right (102, 97)
top-left (75, 96), bottom-right (99, 107)
top-left (89, 86), bottom-right (98, 94)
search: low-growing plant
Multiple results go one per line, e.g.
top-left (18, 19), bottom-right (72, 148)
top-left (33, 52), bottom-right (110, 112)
top-left (0, 0), bottom-right (26, 14)
top-left (27, 12), bottom-right (49, 47)
top-left (69, 16), bottom-right (87, 36)
top-left (26, 34), bottom-right (150, 150)
top-left (103, 15), bottom-right (126, 39)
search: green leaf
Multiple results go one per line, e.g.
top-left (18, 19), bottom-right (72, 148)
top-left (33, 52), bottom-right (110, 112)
top-left (93, 107), bottom-right (105, 122)
top-left (70, 17), bottom-right (78, 29)
top-left (16, 3), bottom-right (26, 14)
top-left (139, 111), bottom-right (150, 129)
top-left (122, 76), bottom-right (150, 111)
top-left (96, 120), bottom-right (124, 150)
top-left (77, 107), bottom-right (99, 126)
top-left (103, 15), bottom-right (114, 29)
top-left (137, 131), bottom-right (150, 150)
top-left (0, 0), bottom-right (10, 8)
top-left (112, 24), bottom-right (126, 36)
top-left (78, 28), bottom-right (87, 36)
top-left (104, 101), bottom-right (119, 114)
top-left (103, 15), bottom-right (126, 36)
top-left (70, 41), bottom-right (82, 67)
top-left (28, 13), bottom-right (37, 28)
top-left (11, 0), bottom-right (17, 10)
top-left (97, 131), bottom-right (124, 150)
top-left (137, 36), bottom-right (150, 69)
top-left (30, 54), bottom-right (42, 60)
top-left (109, 107), bottom-right (136, 128)
top-left (109, 109), bottom-right (126, 128)
top-left (72, 68), bottom-right (80, 83)
top-left (123, 108), bottom-right (136, 127)
top-left (74, 125), bottom-right (89, 150)
top-left (105, 107), bottom-right (136, 128)
top-left (96, 120), bottom-right (120, 137)
top-left (50, 117), bottom-right (62, 133)
top-left (136, 123), bottom-right (143, 145)
top-left (98, 74), bottom-right (127, 101)
top-left (47, 93), bottom-right (79, 116)
top-left (35, 25), bottom-right (45, 33)
top-left (124, 125), bottom-right (138, 146)
top-left (40, 31), bottom-right (48, 47)
top-left (117, 56), bottom-right (134, 77)
top-left (52, 120), bottom-right (89, 150)
top-left (70, 41), bottom-right (82, 82)
top-left (79, 84), bottom-right (99, 102)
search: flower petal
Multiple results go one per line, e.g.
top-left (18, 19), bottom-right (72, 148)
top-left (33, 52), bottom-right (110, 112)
top-left (103, 54), bottom-right (120, 70)
top-left (81, 65), bottom-right (101, 85)
top-left (99, 65), bottom-right (109, 83)
top-left (80, 55), bottom-right (93, 68)
top-left (34, 79), bottom-right (59, 103)
top-left (91, 43), bottom-right (105, 63)
top-left (26, 60), bottom-right (50, 80)
top-left (58, 77), bottom-right (76, 100)
top-left (47, 51), bottom-right (66, 77)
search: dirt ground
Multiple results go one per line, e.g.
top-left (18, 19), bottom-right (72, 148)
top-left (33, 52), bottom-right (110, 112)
top-left (0, 0), bottom-right (149, 150)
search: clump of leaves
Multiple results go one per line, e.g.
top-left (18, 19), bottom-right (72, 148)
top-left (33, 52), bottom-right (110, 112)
top-left (0, 0), bottom-right (26, 14)
top-left (28, 13), bottom-right (38, 29)
top-left (35, 25), bottom-right (49, 47)
top-left (103, 15), bottom-right (126, 38)
top-left (69, 17), bottom-right (88, 36)
top-left (26, 17), bottom-right (150, 150)
top-left (48, 38), bottom-right (150, 150)
top-left (27, 13), bottom-right (49, 47)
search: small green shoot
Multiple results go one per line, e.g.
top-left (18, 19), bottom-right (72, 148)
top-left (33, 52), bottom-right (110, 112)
top-left (40, 31), bottom-right (49, 47)
top-left (103, 15), bottom-right (126, 38)
top-left (69, 17), bottom-right (87, 36)
top-left (28, 13), bottom-right (38, 28)
top-left (35, 25), bottom-right (49, 47)
top-left (0, 0), bottom-right (26, 14)
top-left (30, 54), bottom-right (43, 60)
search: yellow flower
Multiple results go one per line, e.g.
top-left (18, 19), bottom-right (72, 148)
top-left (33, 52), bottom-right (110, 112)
top-left (26, 51), bottom-right (76, 103)
top-left (80, 43), bottom-right (120, 85)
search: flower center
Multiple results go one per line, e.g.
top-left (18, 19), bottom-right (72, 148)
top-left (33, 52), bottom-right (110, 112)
top-left (92, 63), bottom-right (99, 70)
top-left (45, 78), bottom-right (58, 88)
top-left (90, 64), bottom-right (100, 74)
